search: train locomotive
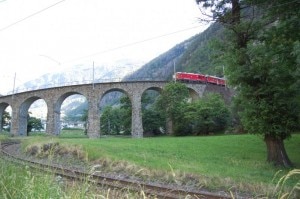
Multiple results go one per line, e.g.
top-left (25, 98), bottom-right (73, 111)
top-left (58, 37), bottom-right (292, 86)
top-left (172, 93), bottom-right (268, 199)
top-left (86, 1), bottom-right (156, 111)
top-left (174, 72), bottom-right (226, 86)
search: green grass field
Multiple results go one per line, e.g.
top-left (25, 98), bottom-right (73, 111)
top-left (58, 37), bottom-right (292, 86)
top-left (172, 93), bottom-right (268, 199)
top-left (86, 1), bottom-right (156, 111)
top-left (15, 132), bottom-right (300, 196)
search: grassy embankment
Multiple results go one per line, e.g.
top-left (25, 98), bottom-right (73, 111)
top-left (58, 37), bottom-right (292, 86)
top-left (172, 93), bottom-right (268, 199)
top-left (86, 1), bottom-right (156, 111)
top-left (0, 133), bottom-right (143, 198)
top-left (1, 131), bottom-right (299, 197)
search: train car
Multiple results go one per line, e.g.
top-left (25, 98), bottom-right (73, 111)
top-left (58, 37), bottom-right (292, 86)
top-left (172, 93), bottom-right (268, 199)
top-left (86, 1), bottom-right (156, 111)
top-left (217, 77), bottom-right (226, 86)
top-left (174, 72), bottom-right (226, 86)
top-left (206, 75), bottom-right (226, 86)
top-left (197, 73), bottom-right (207, 82)
top-left (175, 72), bottom-right (206, 83)
top-left (206, 75), bottom-right (218, 84)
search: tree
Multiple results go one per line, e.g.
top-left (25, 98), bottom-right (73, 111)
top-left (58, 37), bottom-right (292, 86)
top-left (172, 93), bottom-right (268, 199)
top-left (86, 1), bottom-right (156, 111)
top-left (156, 82), bottom-right (189, 135)
top-left (81, 109), bottom-right (88, 135)
top-left (119, 95), bottom-right (132, 135)
top-left (100, 95), bottom-right (132, 136)
top-left (1, 111), bottom-right (11, 131)
top-left (141, 90), bottom-right (166, 136)
top-left (195, 0), bottom-right (300, 167)
top-left (27, 116), bottom-right (44, 135)
top-left (100, 106), bottom-right (127, 135)
top-left (186, 93), bottom-right (230, 135)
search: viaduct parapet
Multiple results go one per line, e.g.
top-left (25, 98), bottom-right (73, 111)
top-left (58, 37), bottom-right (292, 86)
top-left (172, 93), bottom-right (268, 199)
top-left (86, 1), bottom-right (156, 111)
top-left (0, 81), bottom-right (232, 138)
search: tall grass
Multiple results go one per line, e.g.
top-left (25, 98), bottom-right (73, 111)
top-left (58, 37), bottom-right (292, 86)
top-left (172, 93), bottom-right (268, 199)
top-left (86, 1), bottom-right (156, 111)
top-left (0, 158), bottom-right (148, 198)
top-left (18, 133), bottom-right (300, 197)
top-left (272, 169), bottom-right (300, 199)
top-left (0, 159), bottom-right (63, 198)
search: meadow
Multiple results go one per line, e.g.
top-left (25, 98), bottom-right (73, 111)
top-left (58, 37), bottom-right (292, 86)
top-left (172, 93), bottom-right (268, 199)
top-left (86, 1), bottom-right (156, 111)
top-left (1, 131), bottom-right (299, 197)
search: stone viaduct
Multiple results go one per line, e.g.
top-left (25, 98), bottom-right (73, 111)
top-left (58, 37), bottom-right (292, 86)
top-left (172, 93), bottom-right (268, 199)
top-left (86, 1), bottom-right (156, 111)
top-left (0, 81), bottom-right (232, 138)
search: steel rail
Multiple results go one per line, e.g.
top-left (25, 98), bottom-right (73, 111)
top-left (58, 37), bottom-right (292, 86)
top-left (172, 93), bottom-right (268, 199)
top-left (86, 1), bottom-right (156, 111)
top-left (1, 141), bottom-right (231, 199)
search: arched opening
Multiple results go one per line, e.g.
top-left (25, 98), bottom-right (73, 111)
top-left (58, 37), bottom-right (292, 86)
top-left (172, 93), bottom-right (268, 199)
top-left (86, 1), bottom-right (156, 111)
top-left (59, 93), bottom-right (88, 138)
top-left (99, 90), bottom-right (131, 137)
top-left (27, 99), bottom-right (47, 135)
top-left (0, 103), bottom-right (12, 134)
top-left (188, 88), bottom-right (200, 102)
top-left (141, 87), bottom-right (165, 137)
top-left (18, 97), bottom-right (47, 136)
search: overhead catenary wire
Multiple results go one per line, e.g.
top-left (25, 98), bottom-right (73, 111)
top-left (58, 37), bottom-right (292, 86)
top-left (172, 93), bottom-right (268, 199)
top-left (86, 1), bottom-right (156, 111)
top-left (1, 0), bottom-right (297, 33)
top-left (0, 0), bottom-right (208, 66)
top-left (0, 0), bottom-right (205, 66)
top-left (61, 24), bottom-right (208, 64)
top-left (0, 0), bottom-right (67, 32)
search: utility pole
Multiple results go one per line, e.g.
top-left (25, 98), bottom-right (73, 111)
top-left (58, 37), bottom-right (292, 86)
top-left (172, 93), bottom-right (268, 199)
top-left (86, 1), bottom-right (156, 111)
top-left (223, 65), bottom-right (227, 89)
top-left (92, 61), bottom-right (95, 90)
top-left (12, 72), bottom-right (16, 99)
top-left (173, 60), bottom-right (176, 82)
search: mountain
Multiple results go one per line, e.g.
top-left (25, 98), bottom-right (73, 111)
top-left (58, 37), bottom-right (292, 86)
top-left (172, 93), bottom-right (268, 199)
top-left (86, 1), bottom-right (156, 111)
top-left (13, 59), bottom-right (143, 94)
top-left (123, 22), bottom-right (224, 81)
top-left (14, 23), bottom-right (223, 93)
top-left (13, 22), bottom-right (224, 120)
top-left (12, 59), bottom-right (143, 119)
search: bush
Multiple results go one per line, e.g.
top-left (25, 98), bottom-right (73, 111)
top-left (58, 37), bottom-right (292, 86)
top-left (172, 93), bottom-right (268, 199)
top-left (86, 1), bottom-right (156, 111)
top-left (175, 93), bottom-right (231, 136)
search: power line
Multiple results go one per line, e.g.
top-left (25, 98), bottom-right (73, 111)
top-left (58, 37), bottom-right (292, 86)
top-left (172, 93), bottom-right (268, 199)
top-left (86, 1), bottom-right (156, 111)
top-left (63, 25), bottom-right (207, 64)
top-left (0, 0), bottom-right (207, 65)
top-left (0, 0), bottom-right (67, 32)
top-left (61, 1), bottom-right (299, 64)
top-left (39, 54), bottom-right (61, 65)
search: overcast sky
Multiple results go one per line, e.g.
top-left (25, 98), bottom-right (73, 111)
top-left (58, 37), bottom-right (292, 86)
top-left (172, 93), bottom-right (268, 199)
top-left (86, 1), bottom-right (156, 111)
top-left (0, 0), bottom-right (209, 94)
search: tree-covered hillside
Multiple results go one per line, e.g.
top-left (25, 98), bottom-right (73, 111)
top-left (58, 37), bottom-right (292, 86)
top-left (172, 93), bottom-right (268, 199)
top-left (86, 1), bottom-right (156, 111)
top-left (123, 43), bottom-right (186, 81)
top-left (176, 23), bottom-right (224, 76)
top-left (123, 23), bottom-right (224, 81)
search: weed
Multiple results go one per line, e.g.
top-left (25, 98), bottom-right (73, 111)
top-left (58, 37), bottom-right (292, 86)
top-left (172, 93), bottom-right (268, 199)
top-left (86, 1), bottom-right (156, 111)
top-left (272, 169), bottom-right (300, 199)
top-left (25, 141), bottom-right (88, 162)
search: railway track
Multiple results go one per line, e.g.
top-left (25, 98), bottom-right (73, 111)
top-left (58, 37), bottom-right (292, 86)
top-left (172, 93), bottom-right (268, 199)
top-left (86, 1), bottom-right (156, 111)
top-left (1, 140), bottom-right (232, 199)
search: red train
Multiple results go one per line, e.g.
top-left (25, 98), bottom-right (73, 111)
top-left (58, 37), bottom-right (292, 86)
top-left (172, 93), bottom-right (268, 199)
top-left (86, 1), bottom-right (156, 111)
top-left (174, 72), bottom-right (226, 86)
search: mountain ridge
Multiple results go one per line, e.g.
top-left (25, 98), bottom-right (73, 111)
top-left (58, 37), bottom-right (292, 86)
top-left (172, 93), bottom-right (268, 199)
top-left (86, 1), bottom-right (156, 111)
top-left (10, 22), bottom-right (222, 94)
top-left (123, 22), bottom-right (224, 82)
top-left (5, 22), bottom-right (223, 120)
top-left (10, 59), bottom-right (143, 95)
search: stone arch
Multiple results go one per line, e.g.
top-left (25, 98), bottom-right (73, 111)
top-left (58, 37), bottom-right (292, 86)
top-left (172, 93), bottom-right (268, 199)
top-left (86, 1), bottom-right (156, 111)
top-left (28, 99), bottom-right (47, 134)
top-left (185, 84), bottom-right (207, 101)
top-left (57, 92), bottom-right (85, 106)
top-left (18, 96), bottom-right (47, 136)
top-left (187, 88), bottom-right (200, 102)
top-left (141, 86), bottom-right (164, 136)
top-left (53, 91), bottom-right (87, 135)
top-left (142, 86), bottom-right (163, 94)
top-left (100, 88), bottom-right (130, 101)
top-left (141, 86), bottom-right (163, 103)
top-left (0, 102), bottom-right (10, 112)
top-left (204, 84), bottom-right (233, 105)
top-left (99, 88), bottom-right (131, 136)
top-left (0, 102), bottom-right (11, 132)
